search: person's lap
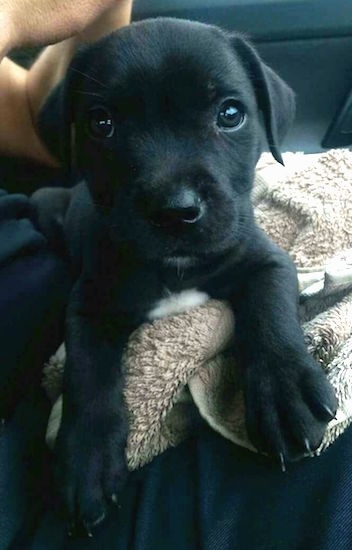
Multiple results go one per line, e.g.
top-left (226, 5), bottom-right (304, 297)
top-left (0, 186), bottom-right (71, 548)
top-left (6, 417), bottom-right (352, 550)
top-left (1, 184), bottom-right (352, 550)
top-left (0, 188), bottom-right (71, 416)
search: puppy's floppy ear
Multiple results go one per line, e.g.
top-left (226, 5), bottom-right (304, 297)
top-left (231, 35), bottom-right (295, 164)
top-left (37, 73), bottom-right (74, 170)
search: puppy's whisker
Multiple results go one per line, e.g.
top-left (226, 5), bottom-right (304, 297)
top-left (177, 259), bottom-right (184, 280)
top-left (72, 197), bottom-right (111, 211)
top-left (70, 67), bottom-right (108, 89)
top-left (72, 90), bottom-right (106, 99)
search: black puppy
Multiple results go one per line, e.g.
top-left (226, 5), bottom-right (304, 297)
top-left (33, 18), bottom-right (337, 534)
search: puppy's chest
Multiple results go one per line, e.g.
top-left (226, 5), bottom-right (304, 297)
top-left (108, 263), bottom-right (211, 322)
top-left (142, 270), bottom-right (238, 321)
top-left (147, 288), bottom-right (210, 321)
top-left (107, 256), bottom-right (236, 322)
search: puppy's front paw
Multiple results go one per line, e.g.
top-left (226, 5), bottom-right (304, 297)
top-left (245, 347), bottom-right (337, 463)
top-left (55, 413), bottom-right (128, 536)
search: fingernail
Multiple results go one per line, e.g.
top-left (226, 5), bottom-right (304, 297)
top-left (111, 493), bottom-right (118, 505)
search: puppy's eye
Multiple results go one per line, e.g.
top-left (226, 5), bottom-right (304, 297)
top-left (217, 100), bottom-right (245, 130)
top-left (87, 107), bottom-right (115, 139)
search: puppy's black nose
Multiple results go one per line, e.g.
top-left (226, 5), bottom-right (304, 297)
top-left (145, 188), bottom-right (204, 228)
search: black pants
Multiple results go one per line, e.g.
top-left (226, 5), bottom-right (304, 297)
top-left (1, 187), bottom-right (352, 550)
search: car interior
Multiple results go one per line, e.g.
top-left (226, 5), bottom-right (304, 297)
top-left (133, 0), bottom-right (352, 153)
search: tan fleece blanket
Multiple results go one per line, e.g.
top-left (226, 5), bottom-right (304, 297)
top-left (43, 148), bottom-right (352, 470)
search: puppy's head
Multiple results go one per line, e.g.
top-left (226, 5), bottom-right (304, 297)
top-left (39, 18), bottom-right (295, 265)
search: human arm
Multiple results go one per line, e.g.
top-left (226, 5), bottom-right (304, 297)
top-left (0, 0), bottom-right (132, 165)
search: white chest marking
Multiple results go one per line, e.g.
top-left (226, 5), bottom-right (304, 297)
top-left (147, 288), bottom-right (209, 321)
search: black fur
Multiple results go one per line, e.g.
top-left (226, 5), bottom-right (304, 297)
top-left (32, 18), bottom-right (337, 535)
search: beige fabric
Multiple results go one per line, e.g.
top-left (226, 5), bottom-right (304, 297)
top-left (254, 149), bottom-right (352, 268)
top-left (43, 148), bottom-right (352, 470)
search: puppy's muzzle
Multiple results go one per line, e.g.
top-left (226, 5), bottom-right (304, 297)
top-left (140, 187), bottom-right (205, 229)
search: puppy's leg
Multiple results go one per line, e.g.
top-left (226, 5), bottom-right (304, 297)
top-left (231, 228), bottom-right (337, 463)
top-left (57, 278), bottom-right (130, 535)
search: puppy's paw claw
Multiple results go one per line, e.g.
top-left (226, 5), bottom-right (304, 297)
top-left (81, 511), bottom-right (106, 533)
top-left (111, 493), bottom-right (119, 505)
top-left (245, 347), bottom-right (337, 461)
top-left (56, 417), bottom-right (127, 534)
top-left (279, 452), bottom-right (287, 473)
top-left (321, 403), bottom-right (337, 421)
top-left (84, 525), bottom-right (94, 538)
top-left (304, 438), bottom-right (312, 455)
top-left (67, 520), bottom-right (76, 538)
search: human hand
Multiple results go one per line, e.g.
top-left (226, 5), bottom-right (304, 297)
top-left (0, 0), bottom-right (132, 165)
top-left (0, 0), bottom-right (131, 55)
